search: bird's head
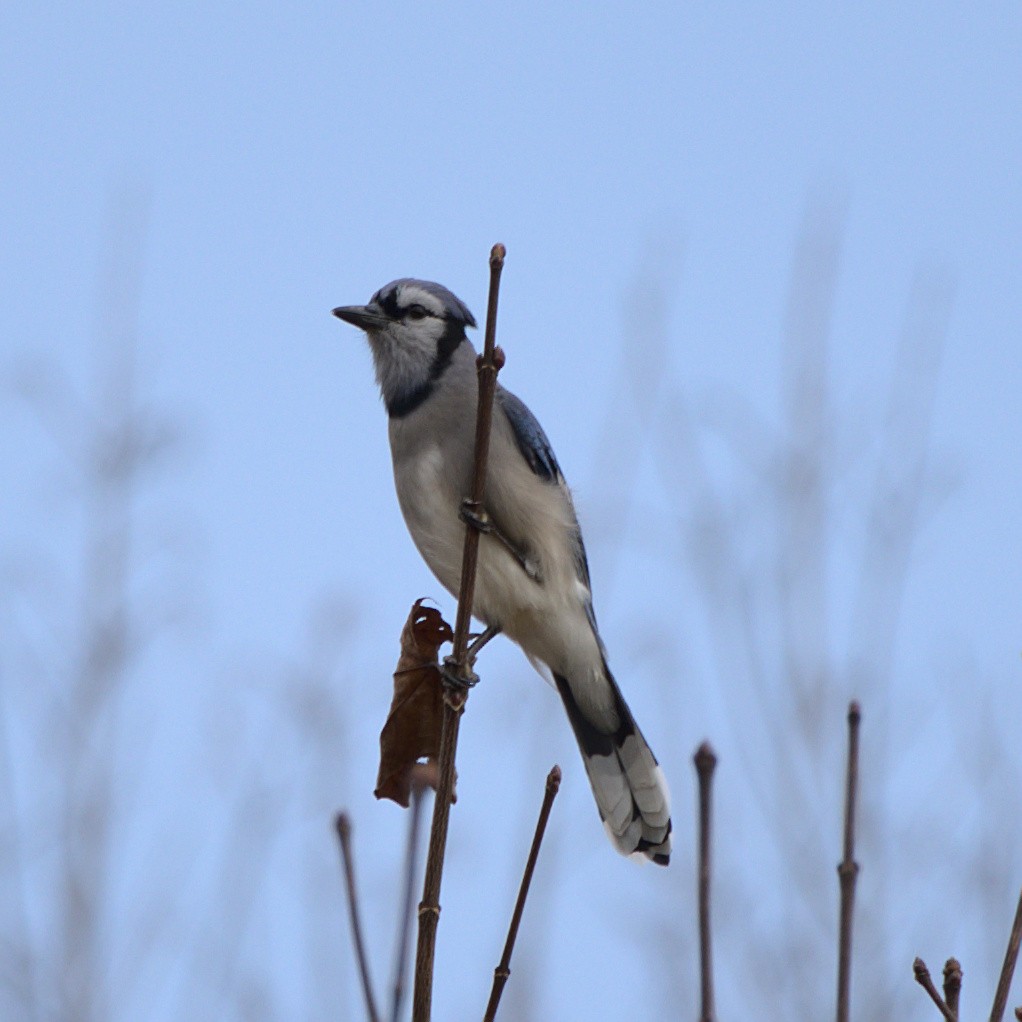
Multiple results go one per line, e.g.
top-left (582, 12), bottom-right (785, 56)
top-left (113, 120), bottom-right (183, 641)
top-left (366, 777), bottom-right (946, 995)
top-left (333, 278), bottom-right (477, 417)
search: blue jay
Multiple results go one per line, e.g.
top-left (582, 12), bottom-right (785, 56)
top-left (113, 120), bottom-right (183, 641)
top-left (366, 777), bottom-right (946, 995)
top-left (333, 278), bottom-right (671, 864)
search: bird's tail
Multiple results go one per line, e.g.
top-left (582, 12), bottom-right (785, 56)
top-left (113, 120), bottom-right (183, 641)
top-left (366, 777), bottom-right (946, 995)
top-left (554, 669), bottom-right (672, 865)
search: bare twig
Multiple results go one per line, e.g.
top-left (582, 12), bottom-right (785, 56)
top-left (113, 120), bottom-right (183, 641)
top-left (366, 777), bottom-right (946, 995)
top-left (914, 958), bottom-right (956, 1022)
top-left (990, 887), bottom-right (1022, 1022)
top-left (836, 701), bottom-right (861, 1022)
top-left (449, 247), bottom-right (507, 672)
top-left (335, 813), bottom-right (381, 1022)
top-left (943, 958), bottom-right (962, 1021)
top-left (483, 765), bottom-right (562, 1022)
top-left (391, 784), bottom-right (427, 1022)
top-left (412, 244), bottom-right (507, 1022)
top-left (694, 742), bottom-right (718, 1022)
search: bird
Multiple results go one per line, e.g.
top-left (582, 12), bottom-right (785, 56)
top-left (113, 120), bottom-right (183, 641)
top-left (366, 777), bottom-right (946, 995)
top-left (333, 277), bottom-right (671, 864)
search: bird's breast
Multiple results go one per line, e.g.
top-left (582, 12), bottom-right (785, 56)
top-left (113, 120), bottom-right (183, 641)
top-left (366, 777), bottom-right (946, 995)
top-left (392, 441), bottom-right (465, 596)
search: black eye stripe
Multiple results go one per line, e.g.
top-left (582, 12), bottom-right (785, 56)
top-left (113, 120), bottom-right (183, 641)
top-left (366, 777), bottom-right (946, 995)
top-left (367, 279), bottom-right (476, 328)
top-left (372, 285), bottom-right (449, 323)
top-left (375, 289), bottom-right (402, 319)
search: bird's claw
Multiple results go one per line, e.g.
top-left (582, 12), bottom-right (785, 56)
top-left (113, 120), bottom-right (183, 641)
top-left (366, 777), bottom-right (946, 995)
top-left (459, 501), bottom-right (492, 533)
top-left (466, 624), bottom-right (502, 662)
top-left (441, 655), bottom-right (479, 690)
top-left (460, 501), bottom-right (543, 585)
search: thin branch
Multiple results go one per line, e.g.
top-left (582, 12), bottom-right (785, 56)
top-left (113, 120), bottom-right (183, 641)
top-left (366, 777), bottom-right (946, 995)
top-left (483, 765), bottom-right (562, 1022)
top-left (914, 958), bottom-right (956, 1022)
top-left (449, 246), bottom-right (507, 673)
top-left (390, 785), bottom-right (427, 1022)
top-left (836, 700), bottom-right (861, 1022)
top-left (943, 958), bottom-right (962, 1021)
top-left (412, 244), bottom-right (507, 1022)
top-left (334, 813), bottom-right (381, 1022)
top-left (694, 742), bottom-right (718, 1022)
top-left (990, 887), bottom-right (1022, 1022)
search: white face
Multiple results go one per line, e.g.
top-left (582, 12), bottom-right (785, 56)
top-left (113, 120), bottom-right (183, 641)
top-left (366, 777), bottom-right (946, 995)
top-left (362, 281), bottom-right (470, 413)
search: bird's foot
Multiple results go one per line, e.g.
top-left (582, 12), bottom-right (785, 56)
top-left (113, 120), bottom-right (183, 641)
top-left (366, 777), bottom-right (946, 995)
top-left (459, 501), bottom-right (492, 533)
top-left (440, 654), bottom-right (479, 690)
top-left (466, 624), bottom-right (502, 663)
top-left (460, 501), bottom-right (543, 585)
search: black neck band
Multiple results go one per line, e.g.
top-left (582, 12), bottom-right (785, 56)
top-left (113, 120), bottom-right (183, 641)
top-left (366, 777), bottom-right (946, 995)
top-left (387, 382), bottom-right (435, 419)
top-left (388, 324), bottom-right (466, 419)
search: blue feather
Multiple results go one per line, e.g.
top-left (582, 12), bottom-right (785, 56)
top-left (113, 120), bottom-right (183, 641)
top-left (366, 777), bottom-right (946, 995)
top-left (496, 388), bottom-right (561, 483)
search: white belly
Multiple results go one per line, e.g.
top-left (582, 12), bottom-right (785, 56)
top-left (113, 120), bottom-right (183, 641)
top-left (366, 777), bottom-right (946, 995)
top-left (392, 442), bottom-right (602, 682)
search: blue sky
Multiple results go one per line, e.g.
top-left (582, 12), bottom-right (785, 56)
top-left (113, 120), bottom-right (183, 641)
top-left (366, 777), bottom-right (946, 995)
top-left (2, 3), bottom-right (1020, 1019)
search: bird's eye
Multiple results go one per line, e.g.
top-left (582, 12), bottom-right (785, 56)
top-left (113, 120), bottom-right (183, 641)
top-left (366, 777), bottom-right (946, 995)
top-left (406, 304), bottom-right (429, 321)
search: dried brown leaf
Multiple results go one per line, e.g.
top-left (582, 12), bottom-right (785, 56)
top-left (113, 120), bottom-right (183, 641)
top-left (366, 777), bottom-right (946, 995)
top-left (374, 600), bottom-right (455, 807)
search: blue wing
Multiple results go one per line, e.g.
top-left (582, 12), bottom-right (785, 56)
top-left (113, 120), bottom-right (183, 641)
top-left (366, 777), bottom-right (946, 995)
top-left (495, 386), bottom-right (594, 595)
top-left (496, 387), bottom-right (561, 483)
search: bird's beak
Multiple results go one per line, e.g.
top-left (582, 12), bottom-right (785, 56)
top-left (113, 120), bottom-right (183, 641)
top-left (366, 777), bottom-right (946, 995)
top-left (332, 303), bottom-right (388, 331)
